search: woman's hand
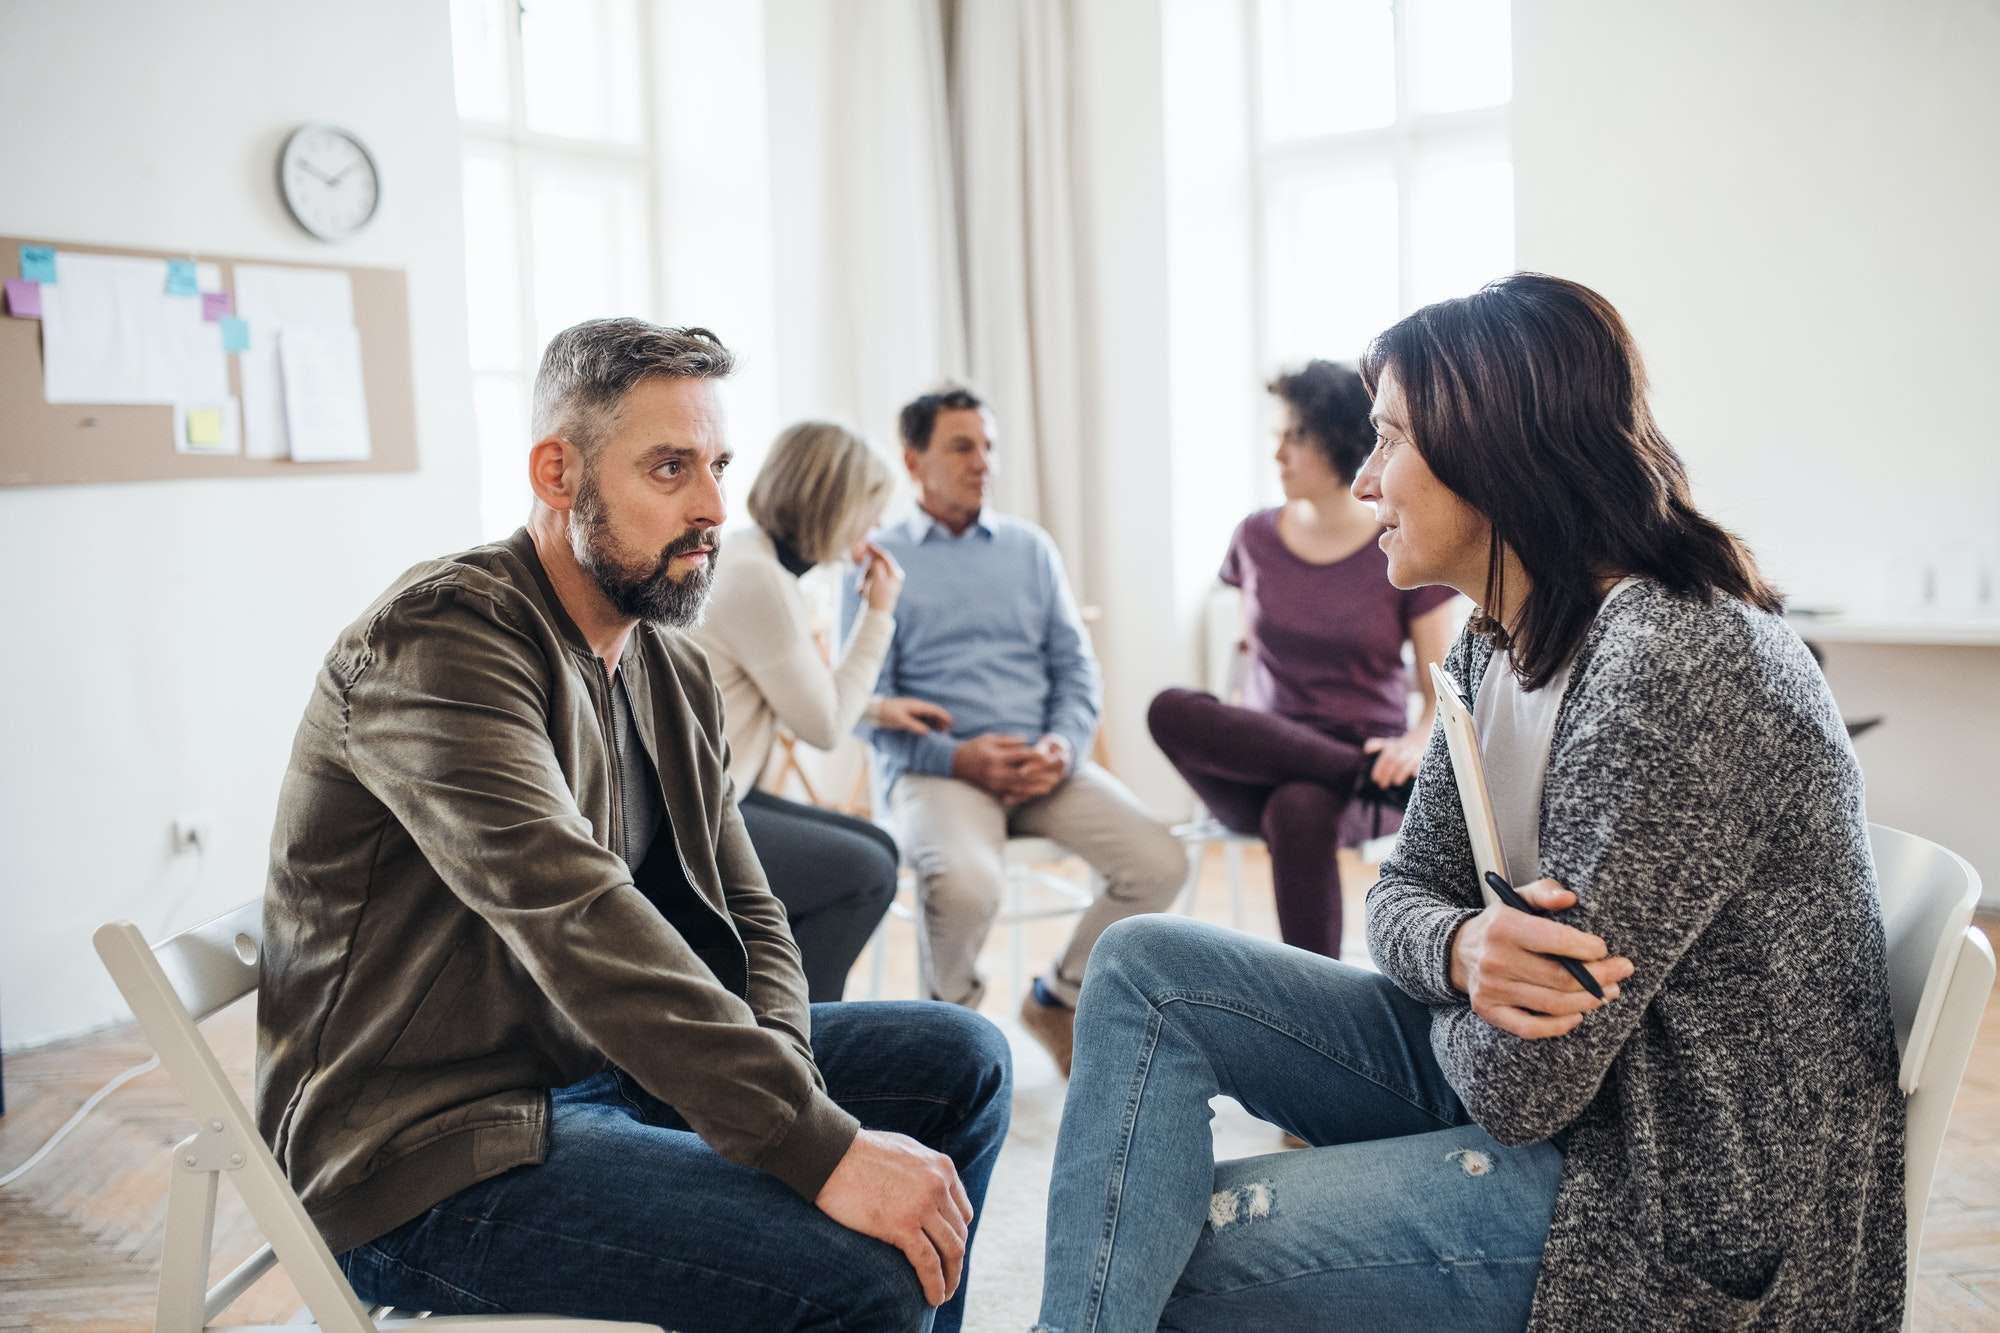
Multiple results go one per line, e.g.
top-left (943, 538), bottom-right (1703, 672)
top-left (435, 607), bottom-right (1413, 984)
top-left (858, 541), bottom-right (906, 612)
top-left (1448, 879), bottom-right (1634, 1039)
top-left (874, 696), bottom-right (953, 734)
top-left (1362, 728), bottom-right (1427, 788)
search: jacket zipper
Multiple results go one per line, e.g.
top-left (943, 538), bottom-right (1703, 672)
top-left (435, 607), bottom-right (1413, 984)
top-left (592, 662), bottom-right (623, 863)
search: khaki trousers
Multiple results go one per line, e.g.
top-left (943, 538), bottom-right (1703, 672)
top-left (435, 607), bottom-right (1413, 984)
top-left (889, 762), bottom-right (1187, 1007)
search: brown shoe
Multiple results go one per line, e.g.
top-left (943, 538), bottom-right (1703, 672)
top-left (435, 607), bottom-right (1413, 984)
top-left (1018, 987), bottom-right (1076, 1078)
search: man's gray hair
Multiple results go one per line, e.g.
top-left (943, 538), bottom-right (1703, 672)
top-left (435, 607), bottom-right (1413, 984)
top-left (530, 318), bottom-right (736, 457)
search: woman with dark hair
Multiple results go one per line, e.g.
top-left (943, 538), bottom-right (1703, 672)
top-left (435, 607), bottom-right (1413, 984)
top-left (1148, 360), bottom-right (1459, 959)
top-left (1034, 275), bottom-right (1903, 1331)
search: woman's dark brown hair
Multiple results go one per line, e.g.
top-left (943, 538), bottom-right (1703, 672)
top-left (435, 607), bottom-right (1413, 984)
top-left (1360, 272), bottom-right (1781, 690)
top-left (1267, 359), bottom-right (1374, 482)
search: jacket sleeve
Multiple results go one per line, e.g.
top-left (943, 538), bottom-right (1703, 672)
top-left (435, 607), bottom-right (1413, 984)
top-left (342, 584), bottom-right (858, 1199)
top-left (1426, 640), bottom-right (1788, 1146)
top-left (1365, 628), bottom-right (1485, 1006)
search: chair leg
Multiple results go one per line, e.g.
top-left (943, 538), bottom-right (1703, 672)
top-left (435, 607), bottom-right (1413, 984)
top-left (1008, 871), bottom-right (1025, 1003)
top-left (156, 1142), bottom-right (219, 1333)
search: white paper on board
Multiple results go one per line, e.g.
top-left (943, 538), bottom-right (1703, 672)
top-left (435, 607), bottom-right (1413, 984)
top-left (194, 262), bottom-right (223, 293)
top-left (278, 325), bottom-right (371, 463)
top-left (233, 264), bottom-right (356, 459)
top-left (39, 252), bottom-right (228, 406)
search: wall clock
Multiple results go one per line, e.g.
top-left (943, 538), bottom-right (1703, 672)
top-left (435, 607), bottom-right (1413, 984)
top-left (278, 124), bottom-right (381, 242)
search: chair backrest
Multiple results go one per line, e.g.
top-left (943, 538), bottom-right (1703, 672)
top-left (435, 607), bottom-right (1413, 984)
top-left (1868, 824), bottom-right (1996, 1329)
top-left (1870, 823), bottom-right (1982, 1093)
top-left (93, 904), bottom-right (377, 1333)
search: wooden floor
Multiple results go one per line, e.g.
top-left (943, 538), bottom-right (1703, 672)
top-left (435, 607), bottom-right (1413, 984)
top-left (3, 850), bottom-right (1997, 1330)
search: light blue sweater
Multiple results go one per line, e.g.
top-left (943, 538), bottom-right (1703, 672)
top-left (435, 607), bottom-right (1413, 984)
top-left (840, 508), bottom-right (1100, 794)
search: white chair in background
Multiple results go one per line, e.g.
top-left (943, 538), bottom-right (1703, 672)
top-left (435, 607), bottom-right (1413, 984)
top-left (92, 903), bottom-right (659, 1333)
top-left (1869, 824), bottom-right (1994, 1331)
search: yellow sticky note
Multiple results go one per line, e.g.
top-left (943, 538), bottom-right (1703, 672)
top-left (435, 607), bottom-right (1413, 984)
top-left (186, 408), bottom-right (225, 447)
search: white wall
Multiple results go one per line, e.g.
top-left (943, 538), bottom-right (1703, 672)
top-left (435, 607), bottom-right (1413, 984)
top-left (0, 1), bottom-right (478, 1048)
top-left (1514, 0), bottom-right (2000, 895)
top-left (1514, 0), bottom-right (2000, 608)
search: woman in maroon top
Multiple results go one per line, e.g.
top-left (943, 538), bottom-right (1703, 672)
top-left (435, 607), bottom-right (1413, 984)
top-left (1150, 360), bottom-right (1459, 959)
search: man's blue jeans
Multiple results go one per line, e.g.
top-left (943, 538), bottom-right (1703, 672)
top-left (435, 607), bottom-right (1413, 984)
top-left (337, 1001), bottom-right (1011, 1332)
top-left (1034, 915), bottom-right (1564, 1333)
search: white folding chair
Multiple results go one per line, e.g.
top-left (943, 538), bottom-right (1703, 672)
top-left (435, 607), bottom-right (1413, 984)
top-left (1869, 824), bottom-right (1995, 1332)
top-left (93, 902), bottom-right (660, 1333)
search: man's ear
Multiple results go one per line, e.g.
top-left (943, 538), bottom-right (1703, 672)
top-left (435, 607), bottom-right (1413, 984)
top-left (902, 445), bottom-right (924, 484)
top-left (529, 436), bottom-right (580, 511)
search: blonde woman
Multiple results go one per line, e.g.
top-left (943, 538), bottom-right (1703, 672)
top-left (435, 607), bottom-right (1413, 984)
top-left (691, 420), bottom-right (951, 1000)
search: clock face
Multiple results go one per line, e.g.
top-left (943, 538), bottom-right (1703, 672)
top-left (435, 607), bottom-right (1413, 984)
top-left (279, 124), bottom-right (381, 241)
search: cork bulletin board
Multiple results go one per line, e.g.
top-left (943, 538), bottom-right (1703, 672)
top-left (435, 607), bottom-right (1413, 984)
top-left (0, 233), bottom-right (418, 487)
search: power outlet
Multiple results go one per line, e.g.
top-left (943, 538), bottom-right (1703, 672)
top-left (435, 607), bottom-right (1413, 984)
top-left (170, 816), bottom-right (213, 855)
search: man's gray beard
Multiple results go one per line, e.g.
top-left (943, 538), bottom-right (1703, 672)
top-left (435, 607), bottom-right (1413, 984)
top-left (569, 476), bottom-right (715, 628)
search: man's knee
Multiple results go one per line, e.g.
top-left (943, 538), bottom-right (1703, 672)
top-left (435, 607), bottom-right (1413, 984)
top-left (913, 851), bottom-right (1005, 924)
top-left (1121, 819), bottom-right (1193, 899)
top-left (824, 1236), bottom-right (932, 1329)
top-left (894, 1003), bottom-right (1013, 1093)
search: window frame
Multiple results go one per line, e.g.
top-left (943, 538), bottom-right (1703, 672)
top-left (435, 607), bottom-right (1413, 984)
top-left (1245, 0), bottom-right (1512, 401)
top-left (452, 0), bottom-right (662, 535)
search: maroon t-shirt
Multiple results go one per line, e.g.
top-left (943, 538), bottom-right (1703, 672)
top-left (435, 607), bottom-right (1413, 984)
top-left (1220, 507), bottom-right (1458, 741)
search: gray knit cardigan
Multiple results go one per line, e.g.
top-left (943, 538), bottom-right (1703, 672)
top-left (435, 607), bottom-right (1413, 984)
top-left (1369, 581), bottom-right (1904, 1331)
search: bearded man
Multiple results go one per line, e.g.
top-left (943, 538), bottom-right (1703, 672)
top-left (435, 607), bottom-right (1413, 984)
top-left (257, 319), bottom-right (1010, 1333)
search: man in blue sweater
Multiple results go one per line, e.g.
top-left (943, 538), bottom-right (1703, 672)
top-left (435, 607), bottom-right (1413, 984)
top-left (845, 386), bottom-right (1185, 1075)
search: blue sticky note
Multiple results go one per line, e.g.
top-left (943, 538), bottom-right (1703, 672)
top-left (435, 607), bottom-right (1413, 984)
top-left (165, 260), bottom-right (198, 296)
top-left (220, 316), bottom-right (250, 353)
top-left (21, 246), bottom-right (56, 283)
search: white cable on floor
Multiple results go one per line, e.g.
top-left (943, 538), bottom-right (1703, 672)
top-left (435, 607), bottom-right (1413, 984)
top-left (0, 1055), bottom-right (160, 1189)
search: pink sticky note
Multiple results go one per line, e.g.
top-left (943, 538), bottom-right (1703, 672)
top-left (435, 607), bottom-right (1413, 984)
top-left (4, 277), bottom-right (40, 318)
top-left (201, 290), bottom-right (232, 322)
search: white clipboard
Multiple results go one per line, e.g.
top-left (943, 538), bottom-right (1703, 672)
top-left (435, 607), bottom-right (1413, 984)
top-left (1428, 661), bottom-right (1510, 908)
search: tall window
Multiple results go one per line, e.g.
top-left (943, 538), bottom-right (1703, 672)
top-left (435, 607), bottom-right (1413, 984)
top-left (1254, 0), bottom-right (1513, 376)
top-left (450, 0), bottom-right (657, 537)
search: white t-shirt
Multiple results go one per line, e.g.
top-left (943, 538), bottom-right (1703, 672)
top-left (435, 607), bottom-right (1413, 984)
top-left (1473, 578), bottom-right (1641, 882)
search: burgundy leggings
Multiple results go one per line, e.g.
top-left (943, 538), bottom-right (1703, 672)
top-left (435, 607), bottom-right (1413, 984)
top-left (1147, 688), bottom-right (1368, 959)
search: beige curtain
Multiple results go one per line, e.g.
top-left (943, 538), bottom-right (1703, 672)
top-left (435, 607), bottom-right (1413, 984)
top-left (765, 0), bottom-right (1095, 592)
top-left (949, 0), bottom-right (1092, 587)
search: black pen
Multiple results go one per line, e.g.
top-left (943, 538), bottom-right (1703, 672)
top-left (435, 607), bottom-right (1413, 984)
top-left (1484, 871), bottom-right (1606, 1001)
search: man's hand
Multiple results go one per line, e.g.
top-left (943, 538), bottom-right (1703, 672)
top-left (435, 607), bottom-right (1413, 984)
top-left (998, 734), bottom-right (1072, 805)
top-left (1361, 728), bottom-right (1426, 788)
top-left (1448, 879), bottom-right (1633, 1039)
top-left (951, 733), bottom-right (1036, 798)
top-left (874, 696), bottom-right (953, 734)
top-left (815, 1129), bottom-right (974, 1307)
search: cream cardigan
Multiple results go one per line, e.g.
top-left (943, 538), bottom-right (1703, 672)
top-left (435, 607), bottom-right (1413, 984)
top-left (688, 524), bottom-right (895, 796)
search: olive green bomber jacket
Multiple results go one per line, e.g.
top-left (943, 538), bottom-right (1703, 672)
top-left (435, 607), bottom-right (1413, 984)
top-left (256, 528), bottom-right (860, 1256)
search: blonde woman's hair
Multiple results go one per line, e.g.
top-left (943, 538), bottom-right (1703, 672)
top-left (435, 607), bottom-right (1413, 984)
top-left (746, 420), bottom-right (895, 564)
